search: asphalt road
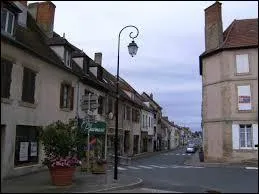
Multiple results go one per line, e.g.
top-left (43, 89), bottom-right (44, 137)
top-left (108, 147), bottom-right (258, 193)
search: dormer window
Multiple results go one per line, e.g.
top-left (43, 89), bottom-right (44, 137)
top-left (64, 49), bottom-right (71, 68)
top-left (1, 8), bottom-right (15, 36)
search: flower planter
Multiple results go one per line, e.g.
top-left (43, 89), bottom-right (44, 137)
top-left (199, 151), bottom-right (204, 162)
top-left (91, 161), bottom-right (107, 174)
top-left (49, 166), bottom-right (76, 186)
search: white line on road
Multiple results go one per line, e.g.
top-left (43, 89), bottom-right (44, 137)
top-left (176, 153), bottom-right (180, 155)
top-left (149, 165), bottom-right (167, 168)
top-left (138, 165), bottom-right (153, 169)
top-left (117, 167), bottom-right (127, 170)
top-left (245, 167), bottom-right (258, 170)
top-left (182, 154), bottom-right (186, 155)
top-left (127, 166), bottom-right (140, 170)
top-left (140, 188), bottom-right (181, 193)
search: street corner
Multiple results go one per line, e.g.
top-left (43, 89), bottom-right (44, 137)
top-left (86, 175), bottom-right (144, 193)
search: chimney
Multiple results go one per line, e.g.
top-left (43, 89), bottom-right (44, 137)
top-left (19, 1), bottom-right (27, 7)
top-left (94, 52), bottom-right (102, 66)
top-left (150, 93), bottom-right (153, 99)
top-left (28, 1), bottom-right (56, 38)
top-left (204, 1), bottom-right (223, 51)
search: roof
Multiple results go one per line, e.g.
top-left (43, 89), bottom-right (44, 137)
top-left (1, 8), bottom-right (107, 91)
top-left (199, 18), bottom-right (258, 75)
top-left (141, 92), bottom-right (162, 110)
top-left (47, 32), bottom-right (77, 50)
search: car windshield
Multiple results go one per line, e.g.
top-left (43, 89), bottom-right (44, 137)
top-left (188, 144), bottom-right (195, 147)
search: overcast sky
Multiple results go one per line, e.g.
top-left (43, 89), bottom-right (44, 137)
top-left (31, 1), bottom-right (258, 131)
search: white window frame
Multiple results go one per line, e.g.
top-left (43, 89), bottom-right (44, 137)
top-left (237, 85), bottom-right (252, 111)
top-left (236, 54), bottom-right (249, 74)
top-left (239, 124), bottom-right (253, 149)
top-left (1, 8), bottom-right (15, 36)
top-left (64, 49), bottom-right (71, 68)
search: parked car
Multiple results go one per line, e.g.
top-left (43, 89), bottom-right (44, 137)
top-left (186, 143), bottom-right (197, 153)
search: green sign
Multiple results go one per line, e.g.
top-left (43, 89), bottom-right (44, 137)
top-left (81, 121), bottom-right (106, 134)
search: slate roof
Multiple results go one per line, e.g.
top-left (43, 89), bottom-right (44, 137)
top-left (199, 18), bottom-right (258, 75)
top-left (1, 7), bottom-right (107, 91)
top-left (141, 92), bottom-right (162, 110)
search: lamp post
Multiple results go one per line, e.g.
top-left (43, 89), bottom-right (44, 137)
top-left (114, 25), bottom-right (139, 180)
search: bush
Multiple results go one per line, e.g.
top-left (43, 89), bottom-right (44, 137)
top-left (40, 119), bottom-right (82, 168)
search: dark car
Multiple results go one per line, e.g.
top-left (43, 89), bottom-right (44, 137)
top-left (186, 143), bottom-right (197, 153)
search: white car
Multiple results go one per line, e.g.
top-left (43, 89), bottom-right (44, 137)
top-left (186, 143), bottom-right (196, 153)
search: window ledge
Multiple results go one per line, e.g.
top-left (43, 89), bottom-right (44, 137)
top-left (60, 108), bottom-right (72, 112)
top-left (235, 72), bottom-right (252, 76)
top-left (19, 101), bottom-right (37, 109)
top-left (1, 98), bottom-right (13, 104)
top-left (238, 110), bottom-right (253, 113)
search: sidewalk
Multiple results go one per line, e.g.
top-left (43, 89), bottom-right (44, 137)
top-left (1, 168), bottom-right (143, 193)
top-left (184, 152), bottom-right (258, 168)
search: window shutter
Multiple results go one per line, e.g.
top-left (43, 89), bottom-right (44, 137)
top-left (98, 96), bottom-right (103, 114)
top-left (232, 124), bottom-right (239, 149)
top-left (30, 71), bottom-right (36, 103)
top-left (237, 85), bottom-right (251, 110)
top-left (70, 86), bottom-right (74, 110)
top-left (252, 124), bottom-right (258, 150)
top-left (22, 68), bottom-right (29, 102)
top-left (236, 54), bottom-right (249, 73)
top-left (60, 84), bottom-right (64, 108)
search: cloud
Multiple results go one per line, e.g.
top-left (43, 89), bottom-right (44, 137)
top-left (30, 1), bottom-right (258, 132)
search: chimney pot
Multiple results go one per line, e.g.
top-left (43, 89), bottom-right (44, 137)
top-left (150, 93), bottom-right (153, 99)
top-left (63, 33), bottom-right (65, 38)
top-left (94, 52), bottom-right (102, 66)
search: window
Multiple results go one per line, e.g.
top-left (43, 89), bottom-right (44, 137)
top-left (1, 58), bottom-right (13, 98)
top-left (154, 113), bottom-right (157, 119)
top-left (239, 124), bottom-right (253, 148)
top-left (145, 115), bottom-right (147, 127)
top-left (60, 83), bottom-right (74, 110)
top-left (149, 117), bottom-right (151, 127)
top-left (237, 85), bottom-right (251, 111)
top-left (22, 67), bottom-right (36, 104)
top-left (236, 54), bottom-right (249, 74)
top-left (142, 115), bottom-right (145, 127)
top-left (108, 97), bottom-right (113, 113)
top-left (15, 125), bottom-right (39, 166)
top-left (98, 96), bottom-right (103, 115)
top-left (132, 109), bottom-right (140, 123)
top-left (64, 49), bottom-right (71, 68)
top-left (1, 8), bottom-right (15, 35)
top-left (126, 106), bottom-right (131, 121)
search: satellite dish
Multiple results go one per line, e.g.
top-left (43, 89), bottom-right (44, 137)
top-left (108, 112), bottom-right (114, 120)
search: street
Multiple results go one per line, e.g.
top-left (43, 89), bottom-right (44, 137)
top-left (107, 147), bottom-right (258, 193)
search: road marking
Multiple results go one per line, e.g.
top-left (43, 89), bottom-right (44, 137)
top-left (149, 165), bottom-right (167, 168)
top-left (117, 167), bottom-right (127, 170)
top-left (140, 188), bottom-right (181, 193)
top-left (176, 153), bottom-right (180, 155)
top-left (127, 166), bottom-right (140, 170)
top-left (138, 165), bottom-right (153, 169)
top-left (245, 167), bottom-right (258, 170)
top-left (182, 154), bottom-right (186, 155)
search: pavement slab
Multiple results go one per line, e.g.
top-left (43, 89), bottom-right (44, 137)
top-left (1, 168), bottom-right (142, 193)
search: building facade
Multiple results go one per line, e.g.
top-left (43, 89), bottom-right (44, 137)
top-left (200, 2), bottom-right (258, 162)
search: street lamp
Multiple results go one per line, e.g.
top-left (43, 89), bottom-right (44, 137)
top-left (114, 25), bottom-right (139, 180)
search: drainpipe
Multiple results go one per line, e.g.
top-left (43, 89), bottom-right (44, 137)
top-left (76, 79), bottom-right (80, 119)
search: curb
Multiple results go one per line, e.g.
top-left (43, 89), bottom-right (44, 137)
top-left (87, 177), bottom-right (143, 193)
